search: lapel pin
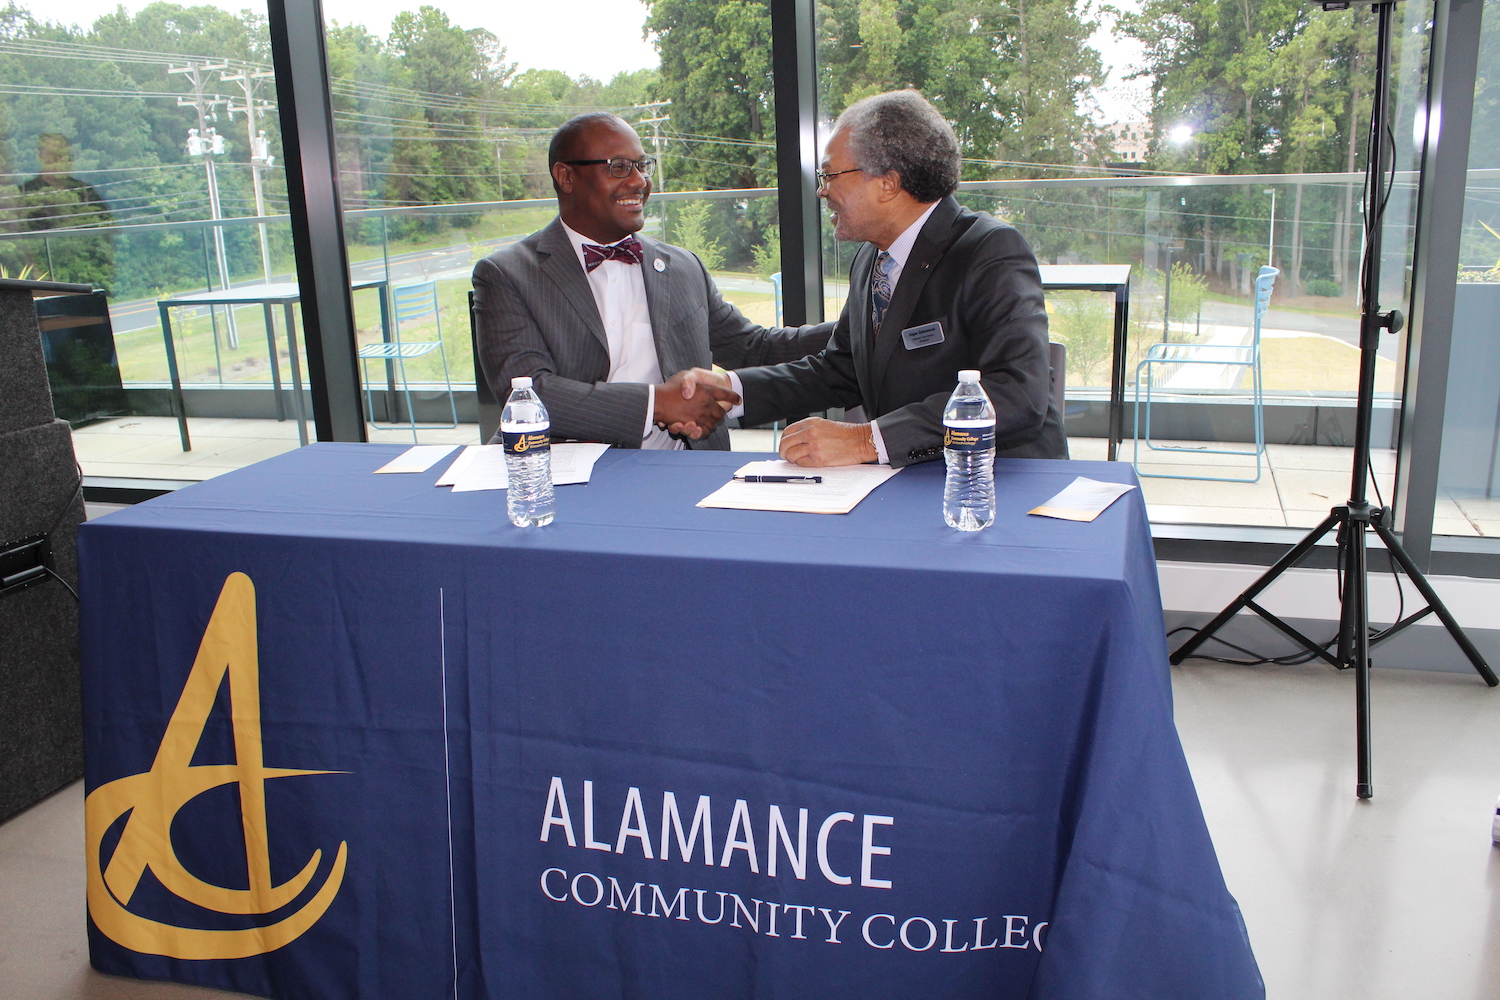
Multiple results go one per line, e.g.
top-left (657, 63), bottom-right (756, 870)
top-left (653, 258), bottom-right (666, 272)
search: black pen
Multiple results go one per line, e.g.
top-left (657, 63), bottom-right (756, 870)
top-left (734, 475), bottom-right (823, 484)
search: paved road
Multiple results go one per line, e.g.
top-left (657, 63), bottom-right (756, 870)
top-left (1196, 299), bottom-right (1397, 361)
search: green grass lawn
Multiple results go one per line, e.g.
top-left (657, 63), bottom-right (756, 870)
top-left (342, 206), bottom-right (556, 266)
top-left (115, 206), bottom-right (558, 385)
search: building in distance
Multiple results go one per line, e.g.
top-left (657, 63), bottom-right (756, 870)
top-left (1104, 120), bottom-right (1151, 166)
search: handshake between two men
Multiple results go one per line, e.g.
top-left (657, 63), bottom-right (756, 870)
top-left (652, 368), bottom-right (880, 468)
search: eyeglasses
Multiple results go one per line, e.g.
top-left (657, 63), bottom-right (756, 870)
top-left (564, 156), bottom-right (657, 179)
top-left (815, 167), bottom-right (863, 188)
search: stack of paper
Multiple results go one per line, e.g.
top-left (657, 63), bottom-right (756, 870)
top-left (1028, 476), bottom-right (1137, 521)
top-left (697, 460), bottom-right (900, 514)
top-left (435, 443), bottom-right (610, 492)
top-left (373, 444), bottom-right (458, 474)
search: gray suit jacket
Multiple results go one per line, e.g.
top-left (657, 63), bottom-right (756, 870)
top-left (472, 218), bottom-right (833, 450)
top-left (737, 197), bottom-right (1068, 466)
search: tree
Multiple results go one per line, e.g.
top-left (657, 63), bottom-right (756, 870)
top-left (1116, 0), bottom-right (1390, 295)
top-left (669, 200), bottom-right (726, 270)
top-left (645, 0), bottom-right (775, 191)
top-left (386, 6), bottom-right (513, 207)
top-left (818, 0), bottom-right (1104, 177)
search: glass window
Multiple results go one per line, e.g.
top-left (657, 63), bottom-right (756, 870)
top-left (1, 2), bottom-right (299, 483)
top-left (1436, 0), bottom-right (1500, 537)
top-left (319, 0), bottom-right (780, 444)
top-left (813, 0), bottom-right (1430, 528)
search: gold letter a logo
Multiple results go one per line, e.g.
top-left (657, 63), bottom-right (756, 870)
top-left (85, 572), bottom-right (348, 960)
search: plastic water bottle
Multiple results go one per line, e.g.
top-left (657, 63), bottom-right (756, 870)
top-left (501, 376), bottom-right (555, 527)
top-left (943, 370), bottom-right (996, 531)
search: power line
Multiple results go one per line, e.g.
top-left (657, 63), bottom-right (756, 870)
top-left (0, 163), bottom-right (200, 178)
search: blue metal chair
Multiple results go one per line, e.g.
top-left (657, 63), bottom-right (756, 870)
top-left (1132, 266), bottom-right (1278, 483)
top-left (359, 280), bottom-right (458, 441)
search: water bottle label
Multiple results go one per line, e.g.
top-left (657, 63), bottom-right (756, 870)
top-left (502, 430), bottom-right (551, 456)
top-left (944, 423), bottom-right (995, 451)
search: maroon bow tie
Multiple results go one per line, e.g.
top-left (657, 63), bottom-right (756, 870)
top-left (582, 236), bottom-right (644, 272)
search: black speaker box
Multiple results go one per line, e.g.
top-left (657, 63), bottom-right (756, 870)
top-left (0, 289), bottom-right (56, 434)
top-left (1, 276), bottom-right (88, 822)
top-left (0, 418), bottom-right (85, 822)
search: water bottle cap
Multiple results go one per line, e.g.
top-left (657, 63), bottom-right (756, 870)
top-left (511, 376), bottom-right (533, 389)
top-left (957, 369), bottom-right (981, 383)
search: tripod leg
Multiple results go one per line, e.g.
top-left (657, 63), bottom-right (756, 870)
top-left (1169, 512), bottom-right (1341, 665)
top-left (1349, 522), bottom-right (1373, 799)
top-left (1371, 521), bottom-right (1498, 685)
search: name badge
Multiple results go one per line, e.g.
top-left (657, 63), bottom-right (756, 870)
top-left (901, 321), bottom-right (945, 350)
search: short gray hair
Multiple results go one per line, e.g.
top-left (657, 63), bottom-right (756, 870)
top-left (835, 90), bottom-right (960, 203)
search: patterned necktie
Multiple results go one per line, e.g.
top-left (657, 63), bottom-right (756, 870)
top-left (870, 250), bottom-right (895, 332)
top-left (582, 235), bottom-right (645, 272)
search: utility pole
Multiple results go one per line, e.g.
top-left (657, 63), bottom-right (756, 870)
top-left (223, 66), bottom-right (277, 283)
top-left (488, 126), bottom-right (517, 201)
top-left (632, 100), bottom-right (671, 192)
top-left (170, 60), bottom-right (236, 347)
top-left (633, 101), bottom-right (671, 240)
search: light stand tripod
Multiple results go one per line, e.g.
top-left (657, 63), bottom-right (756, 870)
top-left (1169, 0), bottom-right (1497, 799)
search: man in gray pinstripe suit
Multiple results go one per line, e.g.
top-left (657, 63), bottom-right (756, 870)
top-left (472, 113), bottom-right (832, 450)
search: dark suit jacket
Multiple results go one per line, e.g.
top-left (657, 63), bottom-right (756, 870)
top-left (737, 197), bottom-right (1067, 465)
top-left (472, 218), bottom-right (833, 449)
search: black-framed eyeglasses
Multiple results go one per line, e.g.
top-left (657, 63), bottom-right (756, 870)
top-left (564, 156), bottom-right (657, 179)
top-left (816, 166), bottom-right (863, 188)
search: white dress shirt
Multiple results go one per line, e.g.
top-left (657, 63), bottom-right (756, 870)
top-left (560, 221), bottom-right (680, 450)
top-left (727, 201), bottom-right (939, 463)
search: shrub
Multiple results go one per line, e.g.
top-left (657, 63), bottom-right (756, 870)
top-left (668, 201), bottom-right (725, 272)
top-left (1305, 278), bottom-right (1342, 297)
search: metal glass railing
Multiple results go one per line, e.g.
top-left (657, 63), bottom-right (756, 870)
top-left (15, 169), bottom-right (1497, 409)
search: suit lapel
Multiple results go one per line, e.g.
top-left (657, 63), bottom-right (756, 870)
top-left (635, 234), bottom-right (680, 375)
top-left (868, 198), bottom-right (964, 414)
top-left (848, 246), bottom-right (877, 401)
top-left (535, 219), bottom-right (608, 354)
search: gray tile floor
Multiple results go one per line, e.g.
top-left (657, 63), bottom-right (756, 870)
top-left (3, 660), bottom-right (1497, 999)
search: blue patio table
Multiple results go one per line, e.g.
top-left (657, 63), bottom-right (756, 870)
top-left (155, 277), bottom-right (391, 450)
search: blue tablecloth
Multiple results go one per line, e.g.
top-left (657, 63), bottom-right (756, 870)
top-left (77, 445), bottom-right (1261, 1000)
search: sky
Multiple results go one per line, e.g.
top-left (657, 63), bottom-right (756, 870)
top-left (49, 0), bottom-right (1150, 124)
top-left (51, 0), bottom-right (663, 80)
top-left (1087, 3), bottom-right (1151, 125)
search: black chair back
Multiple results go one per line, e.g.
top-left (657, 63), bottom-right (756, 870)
top-left (1048, 341), bottom-right (1066, 423)
top-left (34, 291), bottom-right (127, 425)
top-left (468, 291), bottom-right (502, 443)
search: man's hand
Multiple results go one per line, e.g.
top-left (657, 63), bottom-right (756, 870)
top-left (654, 370), bottom-right (741, 440)
top-left (779, 417), bottom-right (878, 467)
top-left (676, 367), bottom-right (732, 403)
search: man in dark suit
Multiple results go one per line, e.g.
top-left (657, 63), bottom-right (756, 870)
top-left (471, 112), bottom-right (831, 449)
top-left (679, 90), bottom-right (1067, 467)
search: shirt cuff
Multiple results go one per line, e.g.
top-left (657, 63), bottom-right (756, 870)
top-left (725, 370), bottom-right (746, 420)
top-left (868, 419), bottom-right (890, 465)
top-left (643, 385), bottom-right (656, 439)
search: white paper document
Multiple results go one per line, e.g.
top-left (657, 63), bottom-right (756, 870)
top-left (373, 444), bottom-right (458, 474)
top-left (437, 443), bottom-right (610, 492)
top-left (697, 460), bottom-right (900, 515)
top-left (1029, 476), bottom-right (1137, 522)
